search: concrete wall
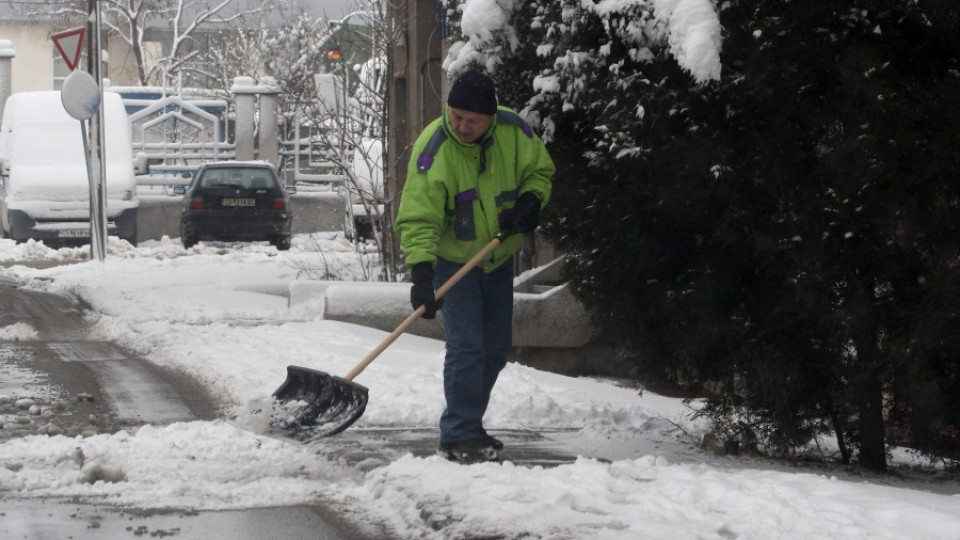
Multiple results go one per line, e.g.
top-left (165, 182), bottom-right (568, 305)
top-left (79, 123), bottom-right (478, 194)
top-left (138, 193), bottom-right (603, 375)
top-left (136, 196), bottom-right (183, 243)
top-left (289, 191), bottom-right (349, 235)
top-left (136, 190), bottom-right (353, 242)
top-left (136, 194), bottom-right (593, 351)
top-left (288, 257), bottom-right (596, 349)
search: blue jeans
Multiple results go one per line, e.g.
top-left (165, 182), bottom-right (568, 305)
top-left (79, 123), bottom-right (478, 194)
top-left (434, 256), bottom-right (514, 445)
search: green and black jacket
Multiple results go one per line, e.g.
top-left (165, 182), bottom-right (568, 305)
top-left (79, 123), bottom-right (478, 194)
top-left (396, 105), bottom-right (555, 273)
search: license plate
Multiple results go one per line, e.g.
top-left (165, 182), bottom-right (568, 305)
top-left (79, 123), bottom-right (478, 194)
top-left (222, 198), bottom-right (256, 207)
top-left (58, 229), bottom-right (90, 238)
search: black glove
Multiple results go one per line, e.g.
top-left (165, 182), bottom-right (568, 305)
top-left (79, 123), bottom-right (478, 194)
top-left (502, 192), bottom-right (541, 236)
top-left (410, 262), bottom-right (442, 319)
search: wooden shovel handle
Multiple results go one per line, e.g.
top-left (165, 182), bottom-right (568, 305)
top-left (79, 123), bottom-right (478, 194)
top-left (343, 236), bottom-right (503, 381)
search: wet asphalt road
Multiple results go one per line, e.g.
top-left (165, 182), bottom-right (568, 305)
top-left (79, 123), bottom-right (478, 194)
top-left (0, 276), bottom-right (391, 540)
top-left (0, 501), bottom-right (372, 540)
top-left (0, 279), bottom-right (216, 442)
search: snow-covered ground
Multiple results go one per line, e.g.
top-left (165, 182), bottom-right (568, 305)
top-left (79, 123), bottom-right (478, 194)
top-left (0, 234), bottom-right (958, 539)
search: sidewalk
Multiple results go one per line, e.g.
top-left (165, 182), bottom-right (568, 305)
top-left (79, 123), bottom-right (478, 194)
top-left (292, 426), bottom-right (586, 471)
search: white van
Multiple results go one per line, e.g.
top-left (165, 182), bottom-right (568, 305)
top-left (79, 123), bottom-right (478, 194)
top-left (0, 91), bottom-right (141, 245)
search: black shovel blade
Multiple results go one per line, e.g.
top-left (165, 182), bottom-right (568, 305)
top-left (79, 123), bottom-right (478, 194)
top-left (268, 365), bottom-right (369, 442)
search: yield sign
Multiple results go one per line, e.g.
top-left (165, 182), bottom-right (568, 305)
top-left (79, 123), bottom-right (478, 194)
top-left (52, 27), bottom-right (85, 71)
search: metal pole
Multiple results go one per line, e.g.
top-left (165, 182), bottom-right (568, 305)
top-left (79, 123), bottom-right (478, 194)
top-left (340, 63), bottom-right (355, 240)
top-left (94, 0), bottom-right (108, 261)
top-left (87, 0), bottom-right (107, 261)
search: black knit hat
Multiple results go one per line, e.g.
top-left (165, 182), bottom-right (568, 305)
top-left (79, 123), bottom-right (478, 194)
top-left (447, 69), bottom-right (498, 115)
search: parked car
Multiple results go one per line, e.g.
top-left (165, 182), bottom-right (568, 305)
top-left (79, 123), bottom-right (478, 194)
top-left (174, 161), bottom-right (295, 250)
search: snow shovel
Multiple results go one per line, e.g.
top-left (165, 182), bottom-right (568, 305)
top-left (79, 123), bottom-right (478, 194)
top-left (269, 236), bottom-right (504, 442)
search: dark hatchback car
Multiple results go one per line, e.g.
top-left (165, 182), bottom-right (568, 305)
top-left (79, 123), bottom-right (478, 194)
top-left (174, 162), bottom-right (296, 250)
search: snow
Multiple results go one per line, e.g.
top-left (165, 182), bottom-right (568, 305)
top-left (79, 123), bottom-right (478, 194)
top-left (447, 0), bottom-right (722, 84)
top-left (60, 70), bottom-right (102, 121)
top-left (654, 0), bottom-right (722, 83)
top-left (0, 322), bottom-right (38, 341)
top-left (0, 235), bottom-right (958, 539)
top-left (459, 0), bottom-right (514, 43)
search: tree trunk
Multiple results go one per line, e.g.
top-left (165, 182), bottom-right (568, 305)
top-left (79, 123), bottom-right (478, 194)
top-left (848, 275), bottom-right (887, 472)
top-left (858, 378), bottom-right (887, 471)
top-left (828, 398), bottom-right (851, 465)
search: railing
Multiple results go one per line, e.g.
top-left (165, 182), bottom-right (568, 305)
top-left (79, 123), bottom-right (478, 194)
top-left (124, 94), bottom-right (236, 190)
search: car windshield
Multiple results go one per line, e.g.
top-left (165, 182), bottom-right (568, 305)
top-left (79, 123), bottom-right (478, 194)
top-left (198, 168), bottom-right (277, 189)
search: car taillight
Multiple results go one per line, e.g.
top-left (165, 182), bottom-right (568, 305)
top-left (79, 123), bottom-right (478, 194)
top-left (190, 199), bottom-right (205, 210)
top-left (272, 199), bottom-right (286, 211)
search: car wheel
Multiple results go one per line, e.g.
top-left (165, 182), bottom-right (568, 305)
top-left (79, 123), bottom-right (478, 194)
top-left (182, 233), bottom-right (198, 249)
top-left (273, 235), bottom-right (291, 251)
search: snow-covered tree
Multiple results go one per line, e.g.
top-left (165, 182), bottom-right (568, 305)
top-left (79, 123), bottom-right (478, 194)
top-left (445, 0), bottom-right (960, 470)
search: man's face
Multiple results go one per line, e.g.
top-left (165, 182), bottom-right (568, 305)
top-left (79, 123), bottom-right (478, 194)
top-left (448, 107), bottom-right (494, 143)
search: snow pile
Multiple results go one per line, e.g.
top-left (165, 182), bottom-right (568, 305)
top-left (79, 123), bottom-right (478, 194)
top-left (0, 421), bottom-right (356, 510)
top-left (0, 322), bottom-right (38, 341)
top-left (349, 454), bottom-right (960, 540)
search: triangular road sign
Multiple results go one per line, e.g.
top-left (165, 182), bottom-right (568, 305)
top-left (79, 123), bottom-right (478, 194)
top-left (52, 27), bottom-right (85, 71)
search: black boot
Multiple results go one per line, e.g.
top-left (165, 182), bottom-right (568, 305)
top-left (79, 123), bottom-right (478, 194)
top-left (438, 437), bottom-right (499, 463)
top-left (479, 427), bottom-right (504, 450)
